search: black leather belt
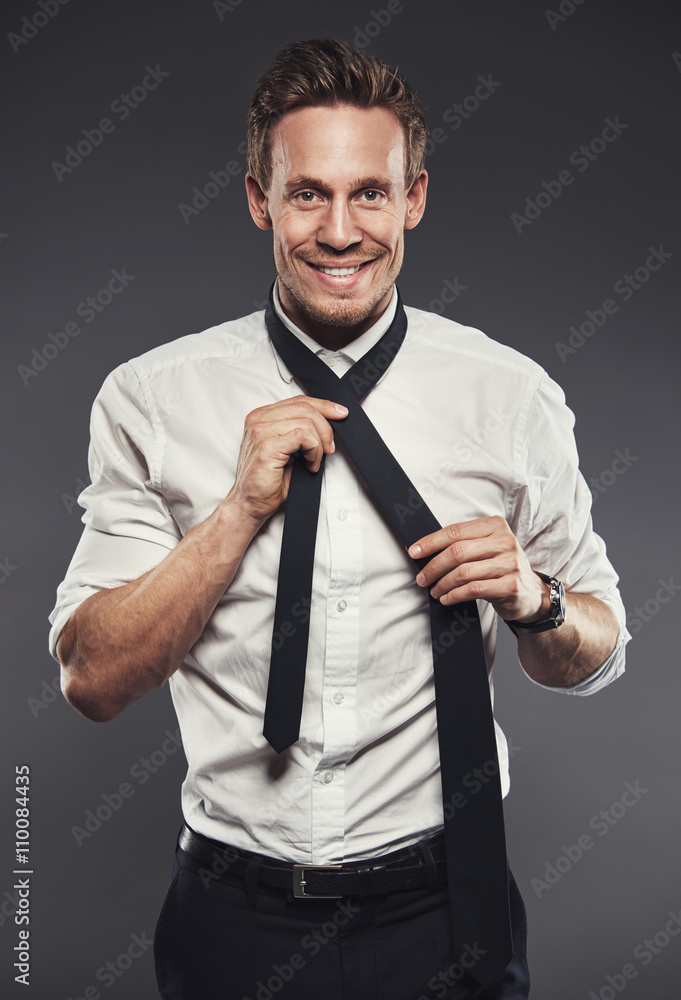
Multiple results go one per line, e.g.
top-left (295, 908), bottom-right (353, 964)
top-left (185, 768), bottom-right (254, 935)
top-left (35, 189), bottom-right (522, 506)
top-left (178, 824), bottom-right (447, 898)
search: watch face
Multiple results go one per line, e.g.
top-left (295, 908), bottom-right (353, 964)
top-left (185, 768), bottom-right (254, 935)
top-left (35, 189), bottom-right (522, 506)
top-left (555, 579), bottom-right (566, 625)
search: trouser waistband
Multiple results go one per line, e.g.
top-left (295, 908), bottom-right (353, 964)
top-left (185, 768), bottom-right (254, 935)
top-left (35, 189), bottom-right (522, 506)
top-left (178, 824), bottom-right (447, 898)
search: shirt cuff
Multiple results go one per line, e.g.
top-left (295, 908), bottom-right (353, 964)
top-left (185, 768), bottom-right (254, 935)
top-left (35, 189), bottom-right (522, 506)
top-left (521, 629), bottom-right (629, 696)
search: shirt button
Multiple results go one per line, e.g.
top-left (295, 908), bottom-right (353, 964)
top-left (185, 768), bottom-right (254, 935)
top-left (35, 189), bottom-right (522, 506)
top-left (323, 771), bottom-right (334, 784)
top-left (327, 357), bottom-right (338, 368)
top-left (336, 599), bottom-right (347, 612)
top-left (333, 692), bottom-right (345, 705)
top-left (336, 508), bottom-right (348, 521)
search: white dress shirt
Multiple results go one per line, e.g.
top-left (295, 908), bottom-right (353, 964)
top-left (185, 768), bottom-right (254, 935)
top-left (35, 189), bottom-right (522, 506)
top-left (49, 284), bottom-right (629, 864)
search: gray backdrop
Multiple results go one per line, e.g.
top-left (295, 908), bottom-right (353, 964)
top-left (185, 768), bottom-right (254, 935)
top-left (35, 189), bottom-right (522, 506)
top-left (2, 0), bottom-right (680, 997)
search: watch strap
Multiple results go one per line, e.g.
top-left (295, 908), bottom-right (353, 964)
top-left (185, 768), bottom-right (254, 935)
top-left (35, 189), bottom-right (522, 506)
top-left (505, 574), bottom-right (565, 635)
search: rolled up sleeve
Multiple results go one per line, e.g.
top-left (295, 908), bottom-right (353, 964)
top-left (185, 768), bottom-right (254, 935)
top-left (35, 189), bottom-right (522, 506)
top-left (48, 362), bottom-right (181, 660)
top-left (509, 372), bottom-right (630, 696)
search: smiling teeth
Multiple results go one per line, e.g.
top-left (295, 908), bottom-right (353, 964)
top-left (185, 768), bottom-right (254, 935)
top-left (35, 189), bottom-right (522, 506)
top-left (317, 264), bottom-right (362, 276)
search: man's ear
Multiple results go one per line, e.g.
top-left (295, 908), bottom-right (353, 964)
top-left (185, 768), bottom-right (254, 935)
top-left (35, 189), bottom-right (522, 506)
top-left (404, 170), bottom-right (428, 230)
top-left (245, 173), bottom-right (272, 231)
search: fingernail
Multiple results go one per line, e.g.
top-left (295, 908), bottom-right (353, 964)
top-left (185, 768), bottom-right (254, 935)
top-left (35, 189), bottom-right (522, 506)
top-left (416, 571), bottom-right (425, 586)
top-left (329, 439), bottom-right (335, 453)
top-left (410, 544), bottom-right (422, 557)
top-left (335, 404), bottom-right (348, 415)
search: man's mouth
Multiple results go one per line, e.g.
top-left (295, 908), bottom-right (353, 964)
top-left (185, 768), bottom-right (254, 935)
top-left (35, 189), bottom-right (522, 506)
top-left (307, 260), bottom-right (373, 276)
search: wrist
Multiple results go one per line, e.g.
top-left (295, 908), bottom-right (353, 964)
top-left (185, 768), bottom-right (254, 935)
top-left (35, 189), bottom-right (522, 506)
top-left (217, 492), bottom-right (269, 538)
top-left (504, 574), bottom-right (566, 635)
top-left (515, 574), bottom-right (553, 624)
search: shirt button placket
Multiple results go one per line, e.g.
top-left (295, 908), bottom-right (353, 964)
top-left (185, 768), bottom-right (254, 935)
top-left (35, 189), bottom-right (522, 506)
top-left (314, 443), bottom-right (360, 861)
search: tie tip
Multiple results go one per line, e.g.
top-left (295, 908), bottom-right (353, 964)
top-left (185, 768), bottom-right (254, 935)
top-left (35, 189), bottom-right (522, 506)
top-left (264, 734), bottom-right (295, 754)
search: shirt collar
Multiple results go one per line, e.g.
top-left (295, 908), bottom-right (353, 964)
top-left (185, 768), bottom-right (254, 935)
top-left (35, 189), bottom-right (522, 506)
top-left (270, 280), bottom-right (399, 383)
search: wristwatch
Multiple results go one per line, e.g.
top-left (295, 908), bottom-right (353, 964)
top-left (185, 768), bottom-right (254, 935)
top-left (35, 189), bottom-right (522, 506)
top-left (505, 573), bottom-right (566, 635)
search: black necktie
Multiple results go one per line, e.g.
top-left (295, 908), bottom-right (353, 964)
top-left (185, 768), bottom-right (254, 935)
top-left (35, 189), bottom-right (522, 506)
top-left (262, 284), bottom-right (513, 987)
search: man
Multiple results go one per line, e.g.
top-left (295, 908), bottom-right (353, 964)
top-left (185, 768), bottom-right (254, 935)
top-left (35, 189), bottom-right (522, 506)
top-left (50, 38), bottom-right (628, 1000)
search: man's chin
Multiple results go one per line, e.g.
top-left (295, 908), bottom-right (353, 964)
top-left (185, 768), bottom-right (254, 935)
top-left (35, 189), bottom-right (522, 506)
top-left (286, 286), bottom-right (387, 330)
top-left (303, 301), bottom-right (376, 329)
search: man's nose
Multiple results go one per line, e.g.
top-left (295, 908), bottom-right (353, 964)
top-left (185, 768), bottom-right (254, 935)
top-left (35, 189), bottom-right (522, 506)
top-left (316, 198), bottom-right (362, 251)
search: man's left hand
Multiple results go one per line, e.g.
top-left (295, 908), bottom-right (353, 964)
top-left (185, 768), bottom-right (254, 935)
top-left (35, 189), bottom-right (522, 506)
top-left (408, 515), bottom-right (549, 623)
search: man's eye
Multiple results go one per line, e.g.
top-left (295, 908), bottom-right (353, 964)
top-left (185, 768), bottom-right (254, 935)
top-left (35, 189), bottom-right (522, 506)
top-left (362, 190), bottom-right (381, 202)
top-left (297, 191), bottom-right (317, 202)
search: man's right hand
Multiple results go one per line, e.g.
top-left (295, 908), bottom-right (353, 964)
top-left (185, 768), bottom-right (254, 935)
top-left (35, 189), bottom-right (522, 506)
top-left (226, 395), bottom-right (348, 525)
top-left (57, 394), bottom-right (347, 722)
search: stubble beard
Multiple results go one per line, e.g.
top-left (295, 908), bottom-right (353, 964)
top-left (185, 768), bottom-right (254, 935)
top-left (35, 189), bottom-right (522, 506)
top-left (275, 246), bottom-right (403, 330)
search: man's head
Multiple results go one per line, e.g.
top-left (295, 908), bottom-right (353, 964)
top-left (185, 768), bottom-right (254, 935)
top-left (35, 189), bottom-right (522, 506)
top-left (245, 38), bottom-right (429, 347)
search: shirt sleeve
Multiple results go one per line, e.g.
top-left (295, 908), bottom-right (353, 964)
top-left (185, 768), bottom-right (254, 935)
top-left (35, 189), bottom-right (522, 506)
top-left (48, 362), bottom-right (182, 661)
top-left (507, 372), bottom-right (630, 696)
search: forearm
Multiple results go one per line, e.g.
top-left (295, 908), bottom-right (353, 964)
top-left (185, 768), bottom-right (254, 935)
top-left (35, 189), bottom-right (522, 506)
top-left (515, 592), bottom-right (620, 689)
top-left (57, 496), bottom-right (264, 722)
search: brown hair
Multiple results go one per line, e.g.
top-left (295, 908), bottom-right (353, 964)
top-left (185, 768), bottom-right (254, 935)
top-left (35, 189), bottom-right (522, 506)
top-left (247, 38), bottom-right (429, 192)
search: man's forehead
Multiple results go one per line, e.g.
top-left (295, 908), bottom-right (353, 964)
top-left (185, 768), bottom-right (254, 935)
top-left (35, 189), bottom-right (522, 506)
top-left (268, 104), bottom-right (407, 180)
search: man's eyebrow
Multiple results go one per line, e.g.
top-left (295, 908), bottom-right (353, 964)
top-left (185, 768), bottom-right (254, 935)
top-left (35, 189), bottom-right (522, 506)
top-left (284, 175), bottom-right (396, 192)
top-left (352, 177), bottom-right (395, 191)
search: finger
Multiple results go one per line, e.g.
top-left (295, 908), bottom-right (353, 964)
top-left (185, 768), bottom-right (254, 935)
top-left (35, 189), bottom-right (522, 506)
top-left (414, 531), bottom-right (516, 590)
top-left (427, 555), bottom-right (518, 602)
top-left (258, 420), bottom-right (331, 473)
top-left (304, 396), bottom-right (349, 420)
top-left (407, 516), bottom-right (504, 561)
top-left (431, 574), bottom-right (519, 608)
top-left (247, 397), bottom-right (348, 457)
top-left (415, 537), bottom-right (507, 588)
top-left (248, 396), bottom-right (348, 426)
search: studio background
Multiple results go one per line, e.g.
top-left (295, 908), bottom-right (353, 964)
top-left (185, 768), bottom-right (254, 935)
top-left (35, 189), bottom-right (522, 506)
top-left (2, 0), bottom-right (679, 997)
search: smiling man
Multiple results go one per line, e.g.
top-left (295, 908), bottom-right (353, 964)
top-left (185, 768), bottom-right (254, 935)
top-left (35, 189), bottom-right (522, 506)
top-left (50, 38), bottom-right (628, 1000)
top-left (250, 101), bottom-right (424, 343)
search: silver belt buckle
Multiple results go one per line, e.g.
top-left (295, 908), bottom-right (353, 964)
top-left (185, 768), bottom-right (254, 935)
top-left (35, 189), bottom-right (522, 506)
top-left (292, 864), bottom-right (343, 899)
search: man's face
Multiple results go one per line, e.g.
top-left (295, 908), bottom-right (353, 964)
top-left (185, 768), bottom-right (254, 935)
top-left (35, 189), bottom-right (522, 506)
top-left (246, 104), bottom-right (427, 347)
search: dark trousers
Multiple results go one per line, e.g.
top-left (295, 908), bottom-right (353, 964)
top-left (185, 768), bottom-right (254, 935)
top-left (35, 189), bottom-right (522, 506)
top-left (154, 836), bottom-right (530, 1000)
